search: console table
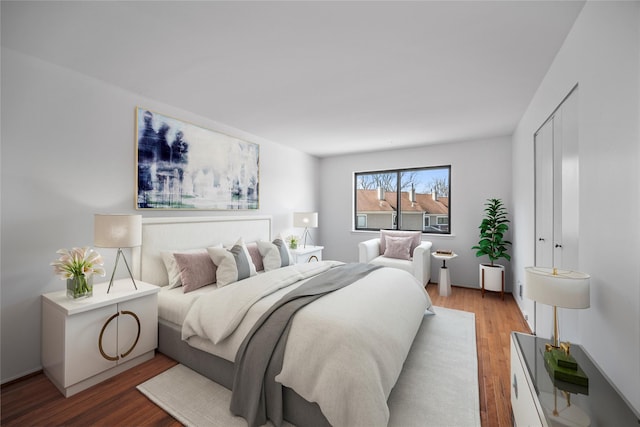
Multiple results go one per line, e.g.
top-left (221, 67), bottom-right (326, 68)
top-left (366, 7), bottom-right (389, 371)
top-left (510, 332), bottom-right (639, 426)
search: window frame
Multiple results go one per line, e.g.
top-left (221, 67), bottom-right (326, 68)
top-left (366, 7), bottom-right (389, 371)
top-left (354, 165), bottom-right (451, 234)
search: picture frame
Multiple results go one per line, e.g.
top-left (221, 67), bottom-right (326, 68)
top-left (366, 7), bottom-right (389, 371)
top-left (135, 107), bottom-right (259, 210)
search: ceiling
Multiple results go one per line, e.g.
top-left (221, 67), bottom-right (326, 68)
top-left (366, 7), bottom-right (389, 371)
top-left (1, 1), bottom-right (584, 157)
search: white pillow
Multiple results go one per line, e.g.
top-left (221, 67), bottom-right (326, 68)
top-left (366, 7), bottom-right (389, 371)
top-left (272, 235), bottom-right (293, 267)
top-left (257, 240), bottom-right (282, 271)
top-left (207, 238), bottom-right (257, 287)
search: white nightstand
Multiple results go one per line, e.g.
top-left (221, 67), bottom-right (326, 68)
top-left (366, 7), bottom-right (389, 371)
top-left (41, 279), bottom-right (160, 397)
top-left (290, 245), bottom-right (324, 264)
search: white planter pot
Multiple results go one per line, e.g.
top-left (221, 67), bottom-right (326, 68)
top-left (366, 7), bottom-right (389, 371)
top-left (479, 264), bottom-right (505, 299)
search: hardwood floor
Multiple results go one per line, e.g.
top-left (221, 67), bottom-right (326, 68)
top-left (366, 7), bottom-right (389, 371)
top-left (2, 284), bottom-right (529, 427)
top-left (427, 284), bottom-right (531, 427)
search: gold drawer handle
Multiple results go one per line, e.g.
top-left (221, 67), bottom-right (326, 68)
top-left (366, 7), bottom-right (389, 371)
top-left (120, 310), bottom-right (141, 358)
top-left (98, 313), bottom-right (120, 361)
top-left (98, 310), bottom-right (141, 361)
top-left (308, 255), bottom-right (318, 262)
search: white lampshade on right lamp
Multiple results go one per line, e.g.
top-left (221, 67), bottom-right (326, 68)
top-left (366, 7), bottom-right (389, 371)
top-left (293, 212), bottom-right (318, 248)
top-left (524, 266), bottom-right (590, 348)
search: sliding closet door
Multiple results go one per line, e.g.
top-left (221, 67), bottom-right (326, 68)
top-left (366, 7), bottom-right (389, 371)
top-left (534, 87), bottom-right (579, 270)
top-left (533, 87), bottom-right (580, 338)
top-left (557, 91), bottom-right (579, 270)
top-left (534, 119), bottom-right (554, 268)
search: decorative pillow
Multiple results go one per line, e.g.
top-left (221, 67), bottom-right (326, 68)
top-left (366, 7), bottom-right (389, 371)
top-left (245, 242), bottom-right (264, 272)
top-left (272, 235), bottom-right (292, 267)
top-left (380, 230), bottom-right (422, 257)
top-left (161, 245), bottom-right (222, 289)
top-left (383, 235), bottom-right (413, 260)
top-left (173, 251), bottom-right (218, 293)
top-left (207, 238), bottom-right (257, 287)
top-left (257, 240), bottom-right (283, 271)
top-left (161, 250), bottom-right (187, 289)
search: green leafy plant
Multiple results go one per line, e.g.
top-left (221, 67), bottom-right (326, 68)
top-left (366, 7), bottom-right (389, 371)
top-left (472, 198), bottom-right (511, 266)
top-left (286, 235), bottom-right (299, 249)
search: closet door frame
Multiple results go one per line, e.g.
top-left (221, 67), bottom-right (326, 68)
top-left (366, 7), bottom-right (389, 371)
top-left (532, 85), bottom-right (580, 337)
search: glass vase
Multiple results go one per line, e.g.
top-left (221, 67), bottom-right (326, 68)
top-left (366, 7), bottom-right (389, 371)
top-left (67, 275), bottom-right (93, 299)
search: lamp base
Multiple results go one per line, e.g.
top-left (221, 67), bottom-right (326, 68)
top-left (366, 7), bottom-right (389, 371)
top-left (540, 391), bottom-right (591, 427)
top-left (301, 227), bottom-right (314, 248)
top-left (106, 248), bottom-right (138, 293)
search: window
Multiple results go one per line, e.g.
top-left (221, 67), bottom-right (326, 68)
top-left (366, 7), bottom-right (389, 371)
top-left (354, 166), bottom-right (451, 234)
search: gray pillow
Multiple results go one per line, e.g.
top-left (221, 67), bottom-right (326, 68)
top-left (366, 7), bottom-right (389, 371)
top-left (207, 238), bottom-right (257, 287)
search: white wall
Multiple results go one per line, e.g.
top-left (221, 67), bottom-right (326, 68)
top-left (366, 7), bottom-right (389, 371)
top-left (319, 136), bottom-right (512, 289)
top-left (0, 47), bottom-right (320, 382)
top-left (512, 2), bottom-right (640, 412)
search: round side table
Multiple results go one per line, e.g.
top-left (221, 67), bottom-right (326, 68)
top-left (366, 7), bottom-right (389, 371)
top-left (431, 252), bottom-right (458, 296)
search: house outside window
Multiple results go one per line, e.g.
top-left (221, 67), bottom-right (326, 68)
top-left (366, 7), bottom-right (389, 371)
top-left (354, 166), bottom-right (451, 234)
top-left (436, 216), bottom-right (449, 232)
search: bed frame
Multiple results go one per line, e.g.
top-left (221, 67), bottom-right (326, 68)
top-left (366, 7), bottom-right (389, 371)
top-left (132, 216), bottom-right (330, 427)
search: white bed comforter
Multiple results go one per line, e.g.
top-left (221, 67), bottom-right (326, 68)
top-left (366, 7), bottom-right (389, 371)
top-left (182, 261), bottom-right (431, 427)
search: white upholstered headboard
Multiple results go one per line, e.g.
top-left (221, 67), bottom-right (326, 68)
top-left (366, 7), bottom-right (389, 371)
top-left (132, 215), bottom-right (272, 286)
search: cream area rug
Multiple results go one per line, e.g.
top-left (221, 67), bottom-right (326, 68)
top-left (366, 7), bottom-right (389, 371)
top-left (137, 306), bottom-right (480, 427)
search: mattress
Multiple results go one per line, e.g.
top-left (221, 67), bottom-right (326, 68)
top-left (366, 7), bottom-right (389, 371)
top-left (157, 284), bottom-right (217, 325)
top-left (160, 274), bottom-right (307, 363)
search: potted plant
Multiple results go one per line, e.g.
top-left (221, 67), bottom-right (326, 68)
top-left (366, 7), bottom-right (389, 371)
top-left (471, 198), bottom-right (511, 299)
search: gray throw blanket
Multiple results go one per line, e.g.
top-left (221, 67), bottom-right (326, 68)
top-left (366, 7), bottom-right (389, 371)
top-left (229, 263), bottom-right (382, 427)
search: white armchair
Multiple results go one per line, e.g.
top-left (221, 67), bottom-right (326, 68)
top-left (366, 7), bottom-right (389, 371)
top-left (358, 237), bottom-right (432, 285)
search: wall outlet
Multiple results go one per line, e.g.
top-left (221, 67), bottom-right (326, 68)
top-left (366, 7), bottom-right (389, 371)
top-left (519, 281), bottom-right (523, 298)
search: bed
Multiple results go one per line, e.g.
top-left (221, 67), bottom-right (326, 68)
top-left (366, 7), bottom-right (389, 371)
top-left (132, 216), bottom-right (432, 427)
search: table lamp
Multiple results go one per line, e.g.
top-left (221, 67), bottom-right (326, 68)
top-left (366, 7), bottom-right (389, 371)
top-left (525, 266), bottom-right (590, 387)
top-left (94, 214), bottom-right (142, 293)
top-left (293, 212), bottom-right (318, 248)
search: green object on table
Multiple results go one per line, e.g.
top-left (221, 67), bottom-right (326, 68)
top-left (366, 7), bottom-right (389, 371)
top-left (544, 350), bottom-right (589, 387)
top-left (550, 348), bottom-right (578, 370)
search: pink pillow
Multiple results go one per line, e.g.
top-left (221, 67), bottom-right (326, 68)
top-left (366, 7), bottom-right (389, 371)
top-left (380, 230), bottom-right (421, 256)
top-left (173, 251), bottom-right (218, 293)
top-left (383, 235), bottom-right (413, 260)
top-left (245, 242), bottom-right (264, 272)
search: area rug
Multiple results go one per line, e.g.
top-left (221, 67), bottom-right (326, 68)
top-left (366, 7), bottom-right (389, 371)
top-left (137, 306), bottom-right (480, 427)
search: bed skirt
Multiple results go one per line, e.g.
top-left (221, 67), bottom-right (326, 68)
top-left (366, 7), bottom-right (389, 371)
top-left (157, 318), bottom-right (331, 427)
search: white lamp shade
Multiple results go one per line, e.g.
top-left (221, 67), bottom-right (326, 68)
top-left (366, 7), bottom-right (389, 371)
top-left (293, 212), bottom-right (318, 228)
top-left (525, 267), bottom-right (590, 309)
top-left (94, 214), bottom-right (142, 248)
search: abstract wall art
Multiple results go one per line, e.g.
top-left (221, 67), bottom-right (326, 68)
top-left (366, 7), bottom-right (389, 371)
top-left (135, 107), bottom-right (259, 210)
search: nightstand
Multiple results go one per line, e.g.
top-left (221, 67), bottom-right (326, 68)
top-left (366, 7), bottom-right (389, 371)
top-left (41, 279), bottom-right (160, 397)
top-left (510, 332), bottom-right (640, 426)
top-left (290, 245), bottom-right (324, 264)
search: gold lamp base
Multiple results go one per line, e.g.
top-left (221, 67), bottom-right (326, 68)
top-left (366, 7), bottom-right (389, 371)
top-left (540, 390), bottom-right (591, 427)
